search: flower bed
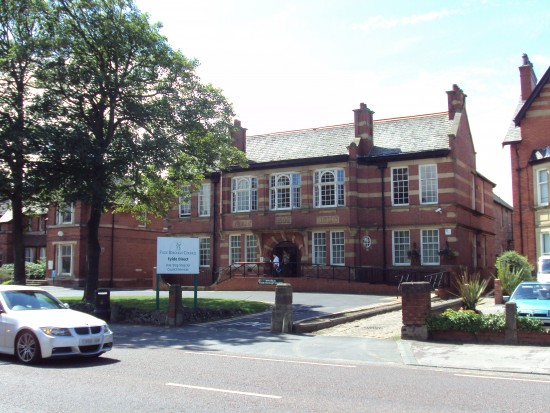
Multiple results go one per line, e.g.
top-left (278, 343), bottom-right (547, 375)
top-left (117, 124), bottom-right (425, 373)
top-left (426, 309), bottom-right (550, 346)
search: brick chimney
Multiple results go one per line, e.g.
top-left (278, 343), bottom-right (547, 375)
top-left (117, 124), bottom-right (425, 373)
top-left (353, 103), bottom-right (374, 156)
top-left (230, 119), bottom-right (247, 152)
top-left (446, 84), bottom-right (467, 120)
top-left (519, 53), bottom-right (538, 100)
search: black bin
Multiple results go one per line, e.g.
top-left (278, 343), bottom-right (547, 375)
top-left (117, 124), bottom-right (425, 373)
top-left (94, 288), bottom-right (111, 321)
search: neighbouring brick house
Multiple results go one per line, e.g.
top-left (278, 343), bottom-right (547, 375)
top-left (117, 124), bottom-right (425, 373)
top-left (0, 206), bottom-right (47, 267)
top-left (167, 84), bottom-right (503, 292)
top-left (44, 202), bottom-right (166, 288)
top-left (493, 194), bottom-right (514, 258)
top-left (503, 54), bottom-right (550, 269)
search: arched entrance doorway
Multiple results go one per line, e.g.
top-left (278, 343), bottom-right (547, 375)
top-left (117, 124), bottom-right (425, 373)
top-left (273, 241), bottom-right (300, 277)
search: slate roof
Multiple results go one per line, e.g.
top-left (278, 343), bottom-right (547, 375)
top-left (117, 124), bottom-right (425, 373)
top-left (503, 99), bottom-right (525, 144)
top-left (246, 112), bottom-right (452, 164)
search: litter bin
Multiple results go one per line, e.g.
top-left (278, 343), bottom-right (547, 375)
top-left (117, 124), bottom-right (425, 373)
top-left (94, 288), bottom-right (111, 321)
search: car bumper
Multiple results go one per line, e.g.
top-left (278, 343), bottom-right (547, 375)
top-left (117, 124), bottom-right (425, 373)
top-left (38, 330), bottom-right (114, 359)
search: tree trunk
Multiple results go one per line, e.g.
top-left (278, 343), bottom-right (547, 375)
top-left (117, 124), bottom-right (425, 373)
top-left (83, 199), bottom-right (103, 302)
top-left (11, 164), bottom-right (26, 285)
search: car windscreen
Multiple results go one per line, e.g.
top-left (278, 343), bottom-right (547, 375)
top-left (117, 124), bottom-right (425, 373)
top-left (1, 290), bottom-right (65, 311)
top-left (512, 284), bottom-right (550, 301)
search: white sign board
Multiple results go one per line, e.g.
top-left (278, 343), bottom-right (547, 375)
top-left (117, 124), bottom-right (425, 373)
top-left (156, 237), bottom-right (199, 274)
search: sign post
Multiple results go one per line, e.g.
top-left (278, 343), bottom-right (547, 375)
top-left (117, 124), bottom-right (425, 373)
top-left (156, 237), bottom-right (199, 309)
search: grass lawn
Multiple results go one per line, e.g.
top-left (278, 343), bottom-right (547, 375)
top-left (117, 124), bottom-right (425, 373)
top-left (60, 296), bottom-right (271, 315)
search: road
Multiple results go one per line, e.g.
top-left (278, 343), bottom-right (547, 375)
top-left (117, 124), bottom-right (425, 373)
top-left (2, 343), bottom-right (550, 412)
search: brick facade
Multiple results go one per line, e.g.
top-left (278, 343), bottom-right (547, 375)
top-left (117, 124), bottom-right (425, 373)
top-left (503, 54), bottom-right (550, 269)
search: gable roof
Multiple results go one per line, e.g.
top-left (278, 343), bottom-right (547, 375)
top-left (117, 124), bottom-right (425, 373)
top-left (514, 65), bottom-right (550, 127)
top-left (245, 112), bottom-right (452, 164)
top-left (504, 65), bottom-right (550, 145)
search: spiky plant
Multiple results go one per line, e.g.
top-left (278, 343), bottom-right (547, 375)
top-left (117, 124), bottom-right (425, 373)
top-left (453, 269), bottom-right (490, 311)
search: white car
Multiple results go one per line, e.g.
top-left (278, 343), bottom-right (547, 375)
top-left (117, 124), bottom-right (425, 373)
top-left (0, 285), bottom-right (113, 364)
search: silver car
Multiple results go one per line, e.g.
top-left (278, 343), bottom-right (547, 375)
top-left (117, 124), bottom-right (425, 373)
top-left (0, 285), bottom-right (113, 364)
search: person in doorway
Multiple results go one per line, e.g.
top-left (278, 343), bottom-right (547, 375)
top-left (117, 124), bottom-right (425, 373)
top-left (282, 251), bottom-right (290, 276)
top-left (272, 253), bottom-right (280, 276)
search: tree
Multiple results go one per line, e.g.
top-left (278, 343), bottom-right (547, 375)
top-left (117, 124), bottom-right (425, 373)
top-left (0, 0), bottom-right (51, 285)
top-left (38, 0), bottom-right (245, 301)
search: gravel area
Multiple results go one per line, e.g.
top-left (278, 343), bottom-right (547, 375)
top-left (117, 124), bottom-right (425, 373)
top-left (311, 309), bottom-right (403, 339)
top-left (311, 298), bottom-right (502, 339)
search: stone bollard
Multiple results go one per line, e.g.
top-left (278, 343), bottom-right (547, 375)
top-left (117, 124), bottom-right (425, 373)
top-left (494, 278), bottom-right (503, 304)
top-left (167, 284), bottom-right (183, 327)
top-left (504, 301), bottom-right (518, 344)
top-left (401, 282), bottom-right (431, 340)
top-left (271, 283), bottom-right (293, 333)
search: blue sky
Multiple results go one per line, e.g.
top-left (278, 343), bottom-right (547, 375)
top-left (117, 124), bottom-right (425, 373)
top-left (135, 0), bottom-right (550, 204)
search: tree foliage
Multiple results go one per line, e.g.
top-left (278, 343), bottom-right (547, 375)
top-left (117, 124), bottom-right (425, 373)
top-left (3, 0), bottom-right (246, 299)
top-left (0, 0), bottom-right (52, 284)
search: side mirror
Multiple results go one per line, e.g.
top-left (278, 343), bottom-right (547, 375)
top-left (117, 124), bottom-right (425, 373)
top-left (503, 296), bottom-right (510, 303)
top-left (63, 303), bottom-right (70, 309)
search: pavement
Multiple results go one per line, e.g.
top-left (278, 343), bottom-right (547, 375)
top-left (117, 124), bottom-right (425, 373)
top-left (42, 286), bottom-right (550, 376)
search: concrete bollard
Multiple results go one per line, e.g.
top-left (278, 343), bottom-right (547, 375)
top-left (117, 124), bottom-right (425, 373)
top-left (167, 284), bottom-right (183, 327)
top-left (271, 283), bottom-right (293, 333)
top-left (505, 301), bottom-right (518, 344)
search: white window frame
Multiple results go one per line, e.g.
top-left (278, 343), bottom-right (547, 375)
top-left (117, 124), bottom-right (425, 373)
top-left (24, 248), bottom-right (34, 263)
top-left (420, 164), bottom-right (438, 204)
top-left (392, 230), bottom-right (410, 266)
top-left (542, 232), bottom-right (550, 255)
top-left (270, 172), bottom-right (301, 210)
top-left (232, 176), bottom-right (258, 213)
top-left (245, 234), bottom-right (257, 262)
top-left (229, 235), bottom-right (241, 265)
top-left (199, 184), bottom-right (211, 217)
top-left (421, 229), bottom-right (440, 265)
top-left (199, 237), bottom-right (210, 267)
top-left (57, 203), bottom-right (74, 225)
top-left (391, 167), bottom-right (409, 206)
top-left (537, 168), bottom-right (549, 206)
top-left (312, 232), bottom-right (326, 265)
top-left (330, 231), bottom-right (345, 266)
top-left (314, 169), bottom-right (345, 208)
top-left (179, 185), bottom-right (191, 217)
top-left (55, 243), bottom-right (75, 276)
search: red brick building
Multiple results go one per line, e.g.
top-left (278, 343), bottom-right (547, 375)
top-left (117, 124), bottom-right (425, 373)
top-left (503, 54), bottom-right (550, 268)
top-left (44, 203), bottom-right (166, 288)
top-left (0, 206), bottom-right (47, 267)
top-left (167, 84), bottom-right (501, 291)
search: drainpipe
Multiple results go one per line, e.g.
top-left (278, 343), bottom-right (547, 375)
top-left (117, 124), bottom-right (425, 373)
top-left (210, 172), bottom-right (221, 283)
top-left (378, 163), bottom-right (387, 269)
top-left (514, 145), bottom-right (524, 254)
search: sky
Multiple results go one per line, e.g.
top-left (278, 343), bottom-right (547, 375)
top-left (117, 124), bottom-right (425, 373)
top-left (135, 0), bottom-right (550, 205)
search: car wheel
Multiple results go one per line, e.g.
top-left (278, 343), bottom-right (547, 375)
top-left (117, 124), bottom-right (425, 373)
top-left (15, 330), bottom-right (42, 364)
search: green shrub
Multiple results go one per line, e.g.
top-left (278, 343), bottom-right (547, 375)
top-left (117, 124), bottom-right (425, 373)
top-left (426, 309), bottom-right (545, 334)
top-left (0, 260), bottom-right (46, 281)
top-left (495, 251), bottom-right (533, 282)
top-left (453, 269), bottom-right (490, 311)
top-left (0, 264), bottom-right (14, 282)
top-left (495, 260), bottom-right (525, 295)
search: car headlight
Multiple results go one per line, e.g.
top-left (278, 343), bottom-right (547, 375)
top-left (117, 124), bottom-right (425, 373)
top-left (40, 327), bottom-right (72, 336)
top-left (103, 324), bottom-right (112, 334)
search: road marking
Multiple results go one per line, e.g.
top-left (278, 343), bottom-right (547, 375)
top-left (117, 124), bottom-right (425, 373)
top-left (455, 374), bottom-right (550, 383)
top-left (184, 351), bottom-right (356, 368)
top-left (166, 383), bottom-right (281, 399)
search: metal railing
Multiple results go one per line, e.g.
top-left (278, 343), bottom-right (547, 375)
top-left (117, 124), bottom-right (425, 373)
top-left (215, 263), bottom-right (452, 288)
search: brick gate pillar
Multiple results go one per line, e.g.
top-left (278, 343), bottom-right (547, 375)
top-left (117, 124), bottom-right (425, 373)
top-left (401, 282), bottom-right (431, 340)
